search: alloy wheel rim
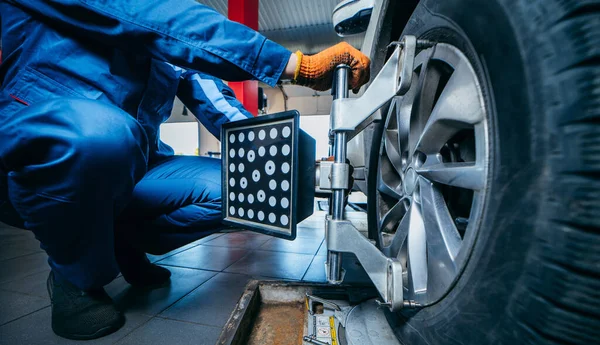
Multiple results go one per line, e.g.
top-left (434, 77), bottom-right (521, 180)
top-left (375, 43), bottom-right (490, 305)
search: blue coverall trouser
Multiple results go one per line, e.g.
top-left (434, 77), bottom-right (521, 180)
top-left (0, 97), bottom-right (222, 290)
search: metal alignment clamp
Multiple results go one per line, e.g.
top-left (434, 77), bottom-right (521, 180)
top-left (320, 35), bottom-right (432, 311)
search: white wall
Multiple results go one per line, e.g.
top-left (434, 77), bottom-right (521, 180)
top-left (263, 85), bottom-right (332, 115)
top-left (299, 115), bottom-right (331, 160)
top-left (160, 122), bottom-right (200, 156)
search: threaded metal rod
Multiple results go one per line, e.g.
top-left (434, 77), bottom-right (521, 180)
top-left (328, 65), bottom-right (350, 283)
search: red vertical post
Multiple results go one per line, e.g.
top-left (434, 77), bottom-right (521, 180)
top-left (228, 0), bottom-right (259, 116)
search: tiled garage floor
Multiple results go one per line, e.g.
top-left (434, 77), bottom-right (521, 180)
top-left (0, 208), bottom-right (371, 344)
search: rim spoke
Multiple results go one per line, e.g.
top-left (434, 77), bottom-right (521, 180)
top-left (377, 154), bottom-right (404, 200)
top-left (386, 208), bottom-right (410, 258)
top-left (416, 162), bottom-right (485, 191)
top-left (408, 55), bottom-right (443, 156)
top-left (414, 59), bottom-right (485, 155)
top-left (418, 178), bottom-right (462, 273)
top-left (384, 130), bottom-right (404, 174)
top-left (379, 197), bottom-right (409, 233)
top-left (377, 172), bottom-right (403, 200)
top-left (396, 79), bottom-right (418, 158)
top-left (407, 202), bottom-right (428, 294)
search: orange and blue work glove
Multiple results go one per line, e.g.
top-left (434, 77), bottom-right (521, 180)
top-left (293, 42), bottom-right (371, 93)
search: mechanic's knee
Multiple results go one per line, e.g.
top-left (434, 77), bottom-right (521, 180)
top-left (55, 99), bottom-right (148, 168)
top-left (12, 98), bottom-right (149, 178)
top-left (199, 157), bottom-right (223, 202)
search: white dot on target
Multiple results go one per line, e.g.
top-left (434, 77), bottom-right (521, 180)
top-left (270, 128), bottom-right (278, 139)
top-left (269, 196), bottom-right (276, 207)
top-left (265, 161), bottom-right (276, 175)
top-left (240, 178), bottom-right (248, 189)
top-left (248, 131), bottom-right (255, 141)
top-left (229, 163), bottom-right (235, 173)
top-left (258, 211), bottom-right (265, 221)
top-left (268, 213), bottom-right (276, 223)
top-left (269, 180), bottom-right (277, 190)
top-left (281, 215), bottom-right (289, 226)
top-left (269, 145), bottom-right (277, 156)
top-left (238, 163), bottom-right (245, 173)
top-left (229, 149), bottom-right (235, 158)
top-left (282, 145), bottom-right (290, 156)
top-left (238, 148), bottom-right (245, 157)
top-left (257, 190), bottom-right (266, 202)
top-left (238, 193), bottom-right (244, 202)
top-left (248, 209), bottom-right (254, 219)
top-left (229, 178), bottom-right (236, 187)
top-left (281, 180), bottom-right (290, 191)
top-left (258, 147), bottom-right (266, 157)
top-left (229, 134), bottom-right (235, 143)
top-left (282, 126), bottom-right (291, 138)
top-left (258, 129), bottom-right (266, 140)
top-left (238, 208), bottom-right (244, 217)
top-left (281, 198), bottom-right (289, 208)
top-left (281, 162), bottom-right (290, 174)
top-left (229, 192), bottom-right (235, 201)
top-left (247, 150), bottom-right (255, 162)
top-left (252, 170), bottom-right (260, 182)
top-left (229, 206), bottom-right (235, 215)
top-left (252, 170), bottom-right (261, 182)
top-left (238, 132), bottom-right (245, 142)
top-left (248, 194), bottom-right (255, 204)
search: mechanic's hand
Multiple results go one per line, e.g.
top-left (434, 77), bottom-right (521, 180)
top-left (293, 42), bottom-right (370, 93)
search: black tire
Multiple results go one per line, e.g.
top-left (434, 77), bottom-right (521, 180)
top-left (367, 0), bottom-right (600, 344)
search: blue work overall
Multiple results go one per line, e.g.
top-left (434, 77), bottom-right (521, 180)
top-left (0, 0), bottom-right (292, 290)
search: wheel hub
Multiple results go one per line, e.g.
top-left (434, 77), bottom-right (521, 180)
top-left (403, 168), bottom-right (418, 195)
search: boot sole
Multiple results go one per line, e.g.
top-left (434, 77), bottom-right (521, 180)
top-left (52, 314), bottom-right (126, 340)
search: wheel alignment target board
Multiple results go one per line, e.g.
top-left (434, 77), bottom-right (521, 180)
top-left (221, 111), bottom-right (315, 240)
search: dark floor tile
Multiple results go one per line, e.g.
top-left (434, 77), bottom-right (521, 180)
top-left (0, 227), bottom-right (27, 236)
top-left (0, 244), bottom-right (42, 262)
top-left (259, 236), bottom-right (323, 255)
top-left (302, 254), bottom-right (373, 286)
top-left (195, 232), bottom-right (226, 244)
top-left (160, 272), bottom-right (251, 328)
top-left (0, 228), bottom-right (42, 261)
top-left (296, 225), bottom-right (325, 239)
top-left (303, 256), bottom-right (327, 283)
top-left (115, 317), bottom-right (221, 345)
top-left (104, 266), bottom-right (216, 316)
top-left (298, 217), bottom-right (326, 228)
top-left (316, 240), bottom-right (327, 256)
top-left (0, 252), bottom-right (49, 284)
top-left (0, 290), bottom-right (49, 325)
top-left (147, 233), bottom-right (225, 263)
top-left (0, 307), bottom-right (151, 345)
top-left (157, 245), bottom-right (248, 271)
top-left (0, 268), bottom-right (51, 299)
top-left (202, 231), bottom-right (271, 249)
top-left (225, 250), bottom-right (313, 280)
top-left (252, 276), bottom-right (299, 282)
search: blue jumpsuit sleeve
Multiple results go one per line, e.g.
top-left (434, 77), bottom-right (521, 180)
top-left (177, 70), bottom-right (253, 138)
top-left (6, 0), bottom-right (291, 86)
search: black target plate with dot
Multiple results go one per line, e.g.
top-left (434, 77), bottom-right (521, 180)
top-left (221, 111), bottom-right (315, 240)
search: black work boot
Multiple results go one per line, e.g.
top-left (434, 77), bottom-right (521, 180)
top-left (47, 271), bottom-right (125, 340)
top-left (115, 241), bottom-right (171, 288)
top-left (120, 253), bottom-right (172, 288)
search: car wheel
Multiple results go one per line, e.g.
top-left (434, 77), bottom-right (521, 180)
top-left (366, 0), bottom-right (600, 343)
